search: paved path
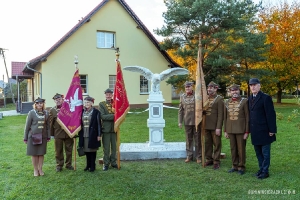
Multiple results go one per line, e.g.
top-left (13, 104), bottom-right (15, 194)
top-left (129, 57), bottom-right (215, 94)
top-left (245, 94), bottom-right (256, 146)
top-left (0, 110), bottom-right (21, 116)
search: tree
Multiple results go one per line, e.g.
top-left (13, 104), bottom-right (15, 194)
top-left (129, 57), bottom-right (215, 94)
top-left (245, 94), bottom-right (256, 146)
top-left (256, 1), bottom-right (300, 103)
top-left (156, 0), bottom-right (268, 95)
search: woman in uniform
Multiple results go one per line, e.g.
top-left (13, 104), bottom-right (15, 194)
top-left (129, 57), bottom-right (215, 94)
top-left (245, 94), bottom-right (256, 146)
top-left (78, 96), bottom-right (102, 172)
top-left (24, 97), bottom-right (50, 176)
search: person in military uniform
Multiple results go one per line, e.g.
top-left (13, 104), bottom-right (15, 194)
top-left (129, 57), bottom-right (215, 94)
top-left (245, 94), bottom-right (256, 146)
top-left (49, 93), bottom-right (74, 172)
top-left (248, 78), bottom-right (276, 179)
top-left (99, 88), bottom-right (118, 171)
top-left (224, 84), bottom-right (249, 175)
top-left (204, 81), bottom-right (224, 170)
top-left (24, 97), bottom-right (50, 176)
top-left (178, 81), bottom-right (202, 163)
top-left (78, 96), bottom-right (102, 172)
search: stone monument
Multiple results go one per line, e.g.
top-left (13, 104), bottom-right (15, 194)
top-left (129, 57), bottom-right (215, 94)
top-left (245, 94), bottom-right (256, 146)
top-left (120, 66), bottom-right (189, 160)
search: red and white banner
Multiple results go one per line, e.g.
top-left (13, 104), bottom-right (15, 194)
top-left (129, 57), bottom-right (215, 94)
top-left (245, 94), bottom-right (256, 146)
top-left (57, 69), bottom-right (83, 138)
top-left (114, 60), bottom-right (130, 132)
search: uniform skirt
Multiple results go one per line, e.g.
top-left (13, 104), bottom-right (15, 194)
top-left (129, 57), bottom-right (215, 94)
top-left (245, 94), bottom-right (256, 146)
top-left (26, 137), bottom-right (47, 156)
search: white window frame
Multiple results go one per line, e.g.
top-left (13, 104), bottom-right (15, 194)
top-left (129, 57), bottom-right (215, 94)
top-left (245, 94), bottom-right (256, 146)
top-left (140, 75), bottom-right (150, 94)
top-left (79, 75), bottom-right (88, 95)
top-left (97, 31), bottom-right (115, 48)
top-left (109, 75), bottom-right (116, 91)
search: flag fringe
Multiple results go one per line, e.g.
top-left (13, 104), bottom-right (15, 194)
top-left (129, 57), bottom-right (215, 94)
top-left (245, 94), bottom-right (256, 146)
top-left (114, 106), bottom-right (130, 132)
top-left (57, 118), bottom-right (81, 138)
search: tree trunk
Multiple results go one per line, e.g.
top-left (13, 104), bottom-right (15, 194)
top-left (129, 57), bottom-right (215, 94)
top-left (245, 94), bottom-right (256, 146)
top-left (276, 83), bottom-right (282, 103)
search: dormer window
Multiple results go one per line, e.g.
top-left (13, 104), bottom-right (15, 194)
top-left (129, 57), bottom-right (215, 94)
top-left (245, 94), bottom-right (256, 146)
top-left (97, 31), bottom-right (115, 48)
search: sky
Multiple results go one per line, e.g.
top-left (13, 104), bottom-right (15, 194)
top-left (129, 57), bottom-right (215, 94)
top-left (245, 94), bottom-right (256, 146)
top-left (0, 0), bottom-right (294, 82)
top-left (0, 0), bottom-right (167, 81)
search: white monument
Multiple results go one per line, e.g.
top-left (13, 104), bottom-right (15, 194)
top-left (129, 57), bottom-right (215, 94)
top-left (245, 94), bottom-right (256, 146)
top-left (123, 66), bottom-right (189, 146)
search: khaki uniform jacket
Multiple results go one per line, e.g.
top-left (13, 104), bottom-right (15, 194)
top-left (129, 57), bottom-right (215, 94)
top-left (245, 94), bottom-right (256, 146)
top-left (178, 93), bottom-right (195, 126)
top-left (224, 97), bottom-right (249, 134)
top-left (205, 95), bottom-right (224, 130)
top-left (49, 106), bottom-right (70, 138)
top-left (99, 101), bottom-right (115, 133)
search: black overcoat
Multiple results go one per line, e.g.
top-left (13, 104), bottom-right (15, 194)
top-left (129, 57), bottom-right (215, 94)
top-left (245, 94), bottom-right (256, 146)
top-left (248, 91), bottom-right (277, 145)
top-left (78, 108), bottom-right (102, 149)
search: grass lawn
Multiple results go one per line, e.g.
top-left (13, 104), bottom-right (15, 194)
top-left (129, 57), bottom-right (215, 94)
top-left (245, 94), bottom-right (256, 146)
top-left (0, 100), bottom-right (299, 199)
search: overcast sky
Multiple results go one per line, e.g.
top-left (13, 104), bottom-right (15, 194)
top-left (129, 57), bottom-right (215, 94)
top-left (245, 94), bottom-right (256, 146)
top-left (0, 0), bottom-right (294, 81)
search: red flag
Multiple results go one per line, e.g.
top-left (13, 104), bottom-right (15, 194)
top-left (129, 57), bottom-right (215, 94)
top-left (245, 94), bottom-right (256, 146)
top-left (114, 60), bottom-right (130, 132)
top-left (57, 69), bottom-right (83, 138)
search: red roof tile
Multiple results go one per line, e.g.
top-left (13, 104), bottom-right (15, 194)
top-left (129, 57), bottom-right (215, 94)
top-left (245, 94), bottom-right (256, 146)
top-left (11, 62), bottom-right (33, 76)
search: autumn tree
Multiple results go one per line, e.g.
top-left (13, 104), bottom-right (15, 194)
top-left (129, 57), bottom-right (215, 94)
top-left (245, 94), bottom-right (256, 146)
top-left (256, 1), bottom-right (300, 103)
top-left (156, 0), bottom-right (268, 94)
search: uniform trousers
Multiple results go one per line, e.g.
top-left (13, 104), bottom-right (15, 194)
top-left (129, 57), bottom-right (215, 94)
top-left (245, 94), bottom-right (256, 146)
top-left (102, 132), bottom-right (117, 166)
top-left (205, 130), bottom-right (221, 164)
top-left (228, 133), bottom-right (246, 170)
top-left (184, 125), bottom-right (201, 160)
top-left (55, 137), bottom-right (74, 168)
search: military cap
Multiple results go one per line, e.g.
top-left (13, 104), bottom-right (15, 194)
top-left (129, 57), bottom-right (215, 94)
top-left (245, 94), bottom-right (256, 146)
top-left (52, 93), bottom-right (64, 100)
top-left (249, 78), bottom-right (260, 85)
top-left (104, 88), bottom-right (113, 94)
top-left (183, 81), bottom-right (194, 87)
top-left (207, 81), bottom-right (220, 88)
top-left (84, 96), bottom-right (95, 103)
top-left (227, 83), bottom-right (240, 91)
top-left (34, 97), bottom-right (45, 103)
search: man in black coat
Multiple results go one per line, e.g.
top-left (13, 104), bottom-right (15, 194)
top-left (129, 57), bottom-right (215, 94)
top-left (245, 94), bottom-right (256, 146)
top-left (248, 78), bottom-right (277, 179)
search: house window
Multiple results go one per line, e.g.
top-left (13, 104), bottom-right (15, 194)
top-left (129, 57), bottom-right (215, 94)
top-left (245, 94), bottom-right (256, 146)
top-left (140, 76), bottom-right (149, 94)
top-left (80, 75), bottom-right (88, 95)
top-left (109, 75), bottom-right (116, 91)
top-left (97, 31), bottom-right (115, 48)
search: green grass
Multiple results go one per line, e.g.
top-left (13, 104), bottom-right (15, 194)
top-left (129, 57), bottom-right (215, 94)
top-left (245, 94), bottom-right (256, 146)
top-left (0, 100), bottom-right (299, 199)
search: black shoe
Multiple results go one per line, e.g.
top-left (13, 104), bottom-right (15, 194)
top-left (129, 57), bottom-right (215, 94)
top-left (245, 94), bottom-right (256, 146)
top-left (103, 165), bottom-right (109, 171)
top-left (89, 168), bottom-right (95, 172)
top-left (204, 161), bottom-right (213, 167)
top-left (238, 170), bottom-right (245, 175)
top-left (66, 166), bottom-right (74, 170)
top-left (253, 170), bottom-right (262, 177)
top-left (84, 167), bottom-right (89, 171)
top-left (228, 168), bottom-right (238, 173)
top-left (111, 164), bottom-right (118, 169)
top-left (257, 173), bottom-right (269, 179)
top-left (56, 167), bottom-right (62, 172)
top-left (213, 164), bottom-right (220, 170)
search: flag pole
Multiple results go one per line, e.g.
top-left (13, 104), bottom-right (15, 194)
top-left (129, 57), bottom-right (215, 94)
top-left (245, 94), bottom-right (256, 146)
top-left (73, 55), bottom-right (78, 171)
top-left (115, 50), bottom-right (121, 170)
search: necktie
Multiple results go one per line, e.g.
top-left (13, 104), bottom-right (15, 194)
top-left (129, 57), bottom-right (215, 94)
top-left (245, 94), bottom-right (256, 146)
top-left (252, 95), bottom-right (256, 106)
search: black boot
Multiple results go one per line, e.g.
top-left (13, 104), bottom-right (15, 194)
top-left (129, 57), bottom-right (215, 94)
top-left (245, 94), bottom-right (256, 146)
top-left (84, 152), bottom-right (91, 171)
top-left (89, 152), bottom-right (96, 172)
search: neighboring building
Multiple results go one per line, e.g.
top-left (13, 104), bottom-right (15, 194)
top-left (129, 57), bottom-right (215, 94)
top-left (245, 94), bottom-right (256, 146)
top-left (11, 0), bottom-right (179, 111)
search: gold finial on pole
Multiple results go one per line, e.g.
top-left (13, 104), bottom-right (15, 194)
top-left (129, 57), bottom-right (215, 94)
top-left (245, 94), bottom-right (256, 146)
top-left (74, 55), bottom-right (79, 70)
top-left (115, 47), bottom-right (120, 61)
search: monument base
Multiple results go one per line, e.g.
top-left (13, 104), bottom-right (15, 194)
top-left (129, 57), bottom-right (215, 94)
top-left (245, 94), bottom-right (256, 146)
top-left (120, 142), bottom-right (186, 160)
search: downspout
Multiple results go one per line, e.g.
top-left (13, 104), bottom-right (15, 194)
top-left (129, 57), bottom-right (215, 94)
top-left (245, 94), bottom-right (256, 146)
top-left (16, 75), bottom-right (20, 112)
top-left (25, 62), bottom-right (42, 98)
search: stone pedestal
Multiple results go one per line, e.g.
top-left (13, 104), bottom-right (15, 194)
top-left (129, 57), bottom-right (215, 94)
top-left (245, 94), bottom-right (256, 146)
top-left (147, 93), bottom-right (165, 146)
